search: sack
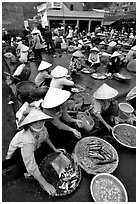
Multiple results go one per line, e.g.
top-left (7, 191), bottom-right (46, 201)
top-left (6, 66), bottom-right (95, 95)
top-left (76, 111), bottom-right (95, 134)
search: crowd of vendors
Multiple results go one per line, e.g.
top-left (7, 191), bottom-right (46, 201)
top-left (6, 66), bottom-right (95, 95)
top-left (2, 22), bottom-right (136, 199)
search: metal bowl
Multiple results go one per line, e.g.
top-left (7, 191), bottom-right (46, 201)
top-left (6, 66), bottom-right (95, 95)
top-left (16, 81), bottom-right (36, 97)
top-left (112, 123), bottom-right (136, 148)
top-left (90, 173), bottom-right (128, 202)
top-left (30, 85), bottom-right (48, 99)
top-left (113, 73), bottom-right (132, 83)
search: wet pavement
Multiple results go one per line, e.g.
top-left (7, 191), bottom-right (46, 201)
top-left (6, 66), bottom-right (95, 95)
top-left (2, 50), bottom-right (136, 202)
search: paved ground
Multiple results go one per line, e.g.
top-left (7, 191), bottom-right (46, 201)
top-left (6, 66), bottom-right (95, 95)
top-left (2, 50), bottom-right (136, 202)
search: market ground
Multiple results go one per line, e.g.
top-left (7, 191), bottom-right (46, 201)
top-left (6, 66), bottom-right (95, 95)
top-left (2, 50), bottom-right (136, 202)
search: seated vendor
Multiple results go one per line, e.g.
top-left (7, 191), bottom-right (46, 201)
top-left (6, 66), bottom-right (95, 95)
top-left (106, 41), bottom-right (117, 55)
top-left (2, 107), bottom-right (65, 196)
top-left (86, 47), bottom-right (100, 69)
top-left (42, 87), bottom-right (82, 153)
top-left (69, 49), bottom-right (84, 76)
top-left (35, 61), bottom-right (52, 87)
top-left (89, 83), bottom-right (119, 131)
top-left (124, 45), bottom-right (136, 64)
top-left (106, 51), bottom-right (122, 74)
top-left (98, 41), bottom-right (106, 52)
top-left (50, 65), bottom-right (74, 90)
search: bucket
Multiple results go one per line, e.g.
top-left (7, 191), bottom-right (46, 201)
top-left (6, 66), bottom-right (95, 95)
top-left (119, 102), bottom-right (134, 120)
top-left (61, 43), bottom-right (68, 50)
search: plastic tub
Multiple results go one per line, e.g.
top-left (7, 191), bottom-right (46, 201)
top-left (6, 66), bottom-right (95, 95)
top-left (119, 102), bottom-right (134, 120)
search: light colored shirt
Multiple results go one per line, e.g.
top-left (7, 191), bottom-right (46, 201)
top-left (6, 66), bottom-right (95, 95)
top-left (32, 35), bottom-right (42, 50)
top-left (50, 77), bottom-right (74, 89)
top-left (125, 50), bottom-right (136, 62)
top-left (91, 98), bottom-right (110, 115)
top-left (35, 71), bottom-right (51, 87)
top-left (88, 53), bottom-right (100, 65)
top-left (6, 127), bottom-right (49, 178)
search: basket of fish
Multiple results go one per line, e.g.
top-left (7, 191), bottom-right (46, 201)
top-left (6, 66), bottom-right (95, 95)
top-left (39, 152), bottom-right (81, 196)
top-left (74, 136), bottom-right (119, 175)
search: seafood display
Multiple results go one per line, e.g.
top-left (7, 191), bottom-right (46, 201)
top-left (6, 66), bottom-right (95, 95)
top-left (112, 124), bottom-right (136, 148)
top-left (39, 152), bottom-right (81, 196)
top-left (91, 173), bottom-right (128, 202)
top-left (75, 136), bottom-right (119, 174)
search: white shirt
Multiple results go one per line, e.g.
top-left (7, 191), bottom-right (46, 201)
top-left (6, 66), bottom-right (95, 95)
top-left (50, 77), bottom-right (74, 89)
top-left (35, 71), bottom-right (51, 86)
top-left (6, 127), bottom-right (49, 178)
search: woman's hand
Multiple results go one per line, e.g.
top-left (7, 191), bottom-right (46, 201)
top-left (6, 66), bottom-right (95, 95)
top-left (71, 128), bottom-right (81, 139)
top-left (42, 183), bottom-right (56, 197)
top-left (54, 148), bottom-right (66, 154)
top-left (106, 124), bottom-right (113, 131)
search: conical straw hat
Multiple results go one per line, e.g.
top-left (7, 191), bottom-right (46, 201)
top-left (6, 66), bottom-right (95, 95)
top-left (38, 61), bottom-right (52, 71)
top-left (108, 41), bottom-right (117, 47)
top-left (101, 52), bottom-right (111, 57)
top-left (21, 45), bottom-right (29, 52)
top-left (18, 108), bottom-right (52, 127)
top-left (90, 47), bottom-right (99, 52)
top-left (42, 87), bottom-right (71, 108)
top-left (72, 50), bottom-right (84, 58)
top-left (131, 45), bottom-right (136, 51)
top-left (111, 51), bottom-right (121, 58)
top-left (93, 83), bottom-right (118, 99)
top-left (99, 41), bottom-right (106, 45)
top-left (51, 65), bottom-right (68, 78)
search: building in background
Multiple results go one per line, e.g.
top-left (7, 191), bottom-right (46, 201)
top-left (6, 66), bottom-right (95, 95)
top-left (37, 2), bottom-right (104, 32)
top-left (2, 2), bottom-right (24, 35)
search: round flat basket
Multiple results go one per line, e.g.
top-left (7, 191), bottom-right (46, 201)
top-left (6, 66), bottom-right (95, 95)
top-left (39, 152), bottom-right (81, 197)
top-left (91, 73), bottom-right (107, 80)
top-left (112, 123), bottom-right (136, 148)
top-left (113, 73), bottom-right (132, 83)
top-left (16, 81), bottom-right (36, 97)
top-left (81, 68), bottom-right (91, 74)
top-left (74, 136), bottom-right (119, 175)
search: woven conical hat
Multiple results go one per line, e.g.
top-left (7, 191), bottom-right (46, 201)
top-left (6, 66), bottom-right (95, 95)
top-left (18, 108), bottom-right (52, 127)
top-left (72, 50), bottom-right (84, 58)
top-left (111, 51), bottom-right (121, 58)
top-left (38, 61), bottom-right (52, 71)
top-left (108, 41), bottom-right (117, 47)
top-left (90, 47), bottom-right (99, 52)
top-left (93, 83), bottom-right (118, 99)
top-left (99, 41), bottom-right (106, 45)
top-left (42, 87), bottom-right (71, 108)
top-left (51, 65), bottom-right (68, 78)
top-left (131, 45), bottom-right (136, 51)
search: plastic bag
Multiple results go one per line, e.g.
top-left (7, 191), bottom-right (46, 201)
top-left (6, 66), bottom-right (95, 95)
top-left (76, 111), bottom-right (95, 134)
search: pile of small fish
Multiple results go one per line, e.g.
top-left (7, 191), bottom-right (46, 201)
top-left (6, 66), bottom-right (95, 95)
top-left (57, 164), bottom-right (80, 194)
top-left (87, 140), bottom-right (116, 165)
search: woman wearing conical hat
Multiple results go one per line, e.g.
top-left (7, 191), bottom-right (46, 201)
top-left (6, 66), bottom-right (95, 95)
top-left (86, 47), bottom-right (101, 70)
top-left (106, 51), bottom-right (122, 74)
top-left (42, 87), bottom-right (82, 153)
top-left (50, 65), bottom-right (74, 89)
top-left (69, 48), bottom-right (84, 76)
top-left (35, 60), bottom-right (52, 87)
top-left (89, 83), bottom-right (119, 131)
top-left (3, 106), bottom-right (65, 196)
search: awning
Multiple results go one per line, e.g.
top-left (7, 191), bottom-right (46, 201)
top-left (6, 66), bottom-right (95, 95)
top-left (103, 21), bottom-right (115, 26)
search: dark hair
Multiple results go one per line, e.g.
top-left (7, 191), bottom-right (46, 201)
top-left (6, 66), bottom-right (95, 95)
top-left (23, 124), bottom-right (29, 131)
